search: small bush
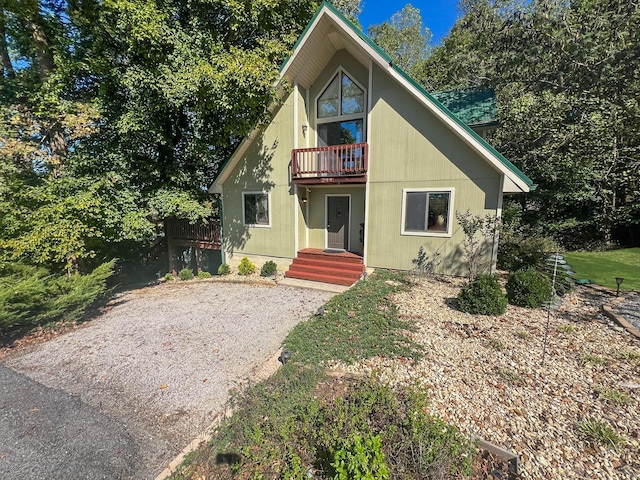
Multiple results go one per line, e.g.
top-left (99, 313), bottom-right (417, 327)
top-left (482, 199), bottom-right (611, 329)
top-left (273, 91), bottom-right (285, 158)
top-left (578, 417), bottom-right (623, 449)
top-left (163, 272), bottom-right (174, 281)
top-left (217, 263), bottom-right (231, 275)
top-left (332, 433), bottom-right (390, 480)
top-left (197, 271), bottom-right (212, 279)
top-left (506, 268), bottom-right (552, 308)
top-left (237, 257), bottom-right (256, 276)
top-left (498, 235), bottom-right (558, 272)
top-left (178, 268), bottom-right (194, 281)
top-left (411, 246), bottom-right (441, 276)
top-left (260, 260), bottom-right (278, 277)
top-left (457, 274), bottom-right (507, 315)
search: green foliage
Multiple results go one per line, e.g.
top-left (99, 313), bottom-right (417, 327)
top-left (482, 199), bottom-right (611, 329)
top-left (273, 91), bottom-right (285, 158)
top-left (0, 260), bottom-right (114, 337)
top-left (421, 1), bottom-right (640, 247)
top-left (578, 417), bottom-right (623, 449)
top-left (237, 257), bottom-right (256, 276)
top-left (368, 5), bottom-right (432, 78)
top-left (164, 273), bottom-right (174, 281)
top-left (595, 385), bottom-right (632, 406)
top-left (178, 268), bottom-right (194, 281)
top-left (455, 210), bottom-right (500, 281)
top-left (505, 268), bottom-right (553, 308)
top-left (499, 235), bottom-right (559, 272)
top-left (217, 263), bottom-right (231, 275)
top-left (285, 270), bottom-right (422, 365)
top-left (260, 260), bottom-right (278, 277)
top-left (457, 274), bottom-right (507, 316)
top-left (332, 433), bottom-right (389, 480)
top-left (197, 271), bottom-right (211, 279)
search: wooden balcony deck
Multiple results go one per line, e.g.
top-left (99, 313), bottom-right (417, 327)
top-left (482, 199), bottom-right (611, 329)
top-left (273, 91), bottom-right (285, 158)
top-left (165, 218), bottom-right (221, 250)
top-left (291, 143), bottom-right (368, 185)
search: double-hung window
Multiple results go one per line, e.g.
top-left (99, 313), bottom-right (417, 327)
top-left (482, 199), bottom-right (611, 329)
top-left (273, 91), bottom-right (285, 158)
top-left (401, 188), bottom-right (454, 236)
top-left (243, 192), bottom-right (270, 227)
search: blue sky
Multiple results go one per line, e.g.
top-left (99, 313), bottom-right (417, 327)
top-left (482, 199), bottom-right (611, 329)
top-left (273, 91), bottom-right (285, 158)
top-left (358, 1), bottom-right (461, 45)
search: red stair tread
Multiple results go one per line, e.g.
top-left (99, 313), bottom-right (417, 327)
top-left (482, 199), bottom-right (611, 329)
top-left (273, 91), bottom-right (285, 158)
top-left (285, 270), bottom-right (359, 286)
top-left (285, 249), bottom-right (365, 286)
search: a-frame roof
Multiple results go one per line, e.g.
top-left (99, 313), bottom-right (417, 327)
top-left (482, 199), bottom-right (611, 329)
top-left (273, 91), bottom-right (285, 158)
top-left (212, 1), bottom-right (534, 193)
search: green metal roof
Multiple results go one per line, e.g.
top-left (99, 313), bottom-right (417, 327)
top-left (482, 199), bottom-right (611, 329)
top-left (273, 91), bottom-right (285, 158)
top-left (431, 87), bottom-right (498, 128)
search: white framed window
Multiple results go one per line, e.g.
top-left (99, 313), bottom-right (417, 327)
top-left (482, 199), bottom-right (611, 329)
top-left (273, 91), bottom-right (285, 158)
top-left (401, 188), bottom-right (454, 237)
top-left (242, 192), bottom-right (270, 227)
top-left (316, 69), bottom-right (366, 147)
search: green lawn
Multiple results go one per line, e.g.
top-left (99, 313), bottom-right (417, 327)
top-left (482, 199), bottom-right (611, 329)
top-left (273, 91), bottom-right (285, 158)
top-left (563, 248), bottom-right (640, 291)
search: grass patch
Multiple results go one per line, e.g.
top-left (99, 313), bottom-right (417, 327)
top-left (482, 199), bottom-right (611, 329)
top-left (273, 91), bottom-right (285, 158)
top-left (557, 324), bottom-right (577, 333)
top-left (170, 271), bottom-right (474, 479)
top-left (284, 270), bottom-right (423, 365)
top-left (487, 337), bottom-right (506, 351)
top-left (562, 248), bottom-right (640, 290)
top-left (595, 385), bottom-right (632, 406)
top-left (498, 368), bottom-right (522, 384)
top-left (515, 329), bottom-right (530, 339)
top-left (578, 417), bottom-right (624, 449)
top-left (581, 354), bottom-right (606, 366)
top-left (619, 350), bottom-right (640, 363)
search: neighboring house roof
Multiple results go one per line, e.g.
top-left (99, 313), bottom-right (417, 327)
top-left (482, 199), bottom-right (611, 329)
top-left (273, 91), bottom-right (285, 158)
top-left (432, 87), bottom-right (498, 128)
top-left (211, 1), bottom-right (534, 194)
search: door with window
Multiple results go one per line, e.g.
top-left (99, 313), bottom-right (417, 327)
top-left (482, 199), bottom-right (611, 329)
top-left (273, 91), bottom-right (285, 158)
top-left (326, 196), bottom-right (350, 250)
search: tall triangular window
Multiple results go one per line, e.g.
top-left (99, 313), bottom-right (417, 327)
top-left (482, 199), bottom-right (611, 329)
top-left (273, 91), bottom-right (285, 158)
top-left (317, 71), bottom-right (365, 147)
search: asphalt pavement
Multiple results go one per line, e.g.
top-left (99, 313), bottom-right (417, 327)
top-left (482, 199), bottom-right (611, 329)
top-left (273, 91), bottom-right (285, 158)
top-left (0, 365), bottom-right (138, 479)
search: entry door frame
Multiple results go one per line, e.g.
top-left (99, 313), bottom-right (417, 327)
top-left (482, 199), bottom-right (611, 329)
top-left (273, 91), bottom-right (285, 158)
top-left (325, 194), bottom-right (351, 251)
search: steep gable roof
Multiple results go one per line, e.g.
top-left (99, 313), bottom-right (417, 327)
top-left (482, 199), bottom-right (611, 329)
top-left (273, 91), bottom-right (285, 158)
top-left (212, 1), bottom-right (534, 193)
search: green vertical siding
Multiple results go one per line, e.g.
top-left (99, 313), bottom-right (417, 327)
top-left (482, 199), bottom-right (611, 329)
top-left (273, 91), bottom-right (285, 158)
top-left (366, 64), bottom-right (502, 275)
top-left (222, 92), bottom-right (296, 259)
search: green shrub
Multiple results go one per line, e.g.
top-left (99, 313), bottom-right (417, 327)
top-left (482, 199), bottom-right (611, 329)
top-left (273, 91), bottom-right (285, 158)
top-left (164, 272), bottom-right (174, 281)
top-left (332, 433), bottom-right (390, 480)
top-left (0, 260), bottom-right (114, 336)
top-left (506, 268), bottom-right (553, 308)
top-left (498, 235), bottom-right (559, 272)
top-left (178, 268), bottom-right (194, 281)
top-left (457, 274), bottom-right (507, 315)
top-left (197, 271), bottom-right (212, 279)
top-left (260, 260), bottom-right (278, 277)
top-left (217, 263), bottom-right (231, 275)
top-left (237, 257), bottom-right (256, 276)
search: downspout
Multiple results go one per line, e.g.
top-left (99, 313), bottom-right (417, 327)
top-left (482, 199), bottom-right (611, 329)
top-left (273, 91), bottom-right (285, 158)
top-left (492, 176), bottom-right (505, 273)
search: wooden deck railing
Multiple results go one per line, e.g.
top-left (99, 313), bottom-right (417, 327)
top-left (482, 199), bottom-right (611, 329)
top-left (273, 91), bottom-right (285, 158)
top-left (291, 143), bottom-right (368, 182)
top-left (165, 218), bottom-right (221, 247)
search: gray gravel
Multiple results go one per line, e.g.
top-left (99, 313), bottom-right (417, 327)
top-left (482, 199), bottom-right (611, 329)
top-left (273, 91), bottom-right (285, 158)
top-left (615, 293), bottom-right (640, 331)
top-left (2, 281), bottom-right (333, 479)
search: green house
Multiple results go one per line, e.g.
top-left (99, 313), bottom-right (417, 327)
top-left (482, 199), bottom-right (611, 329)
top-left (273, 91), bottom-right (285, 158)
top-left (209, 2), bottom-right (533, 285)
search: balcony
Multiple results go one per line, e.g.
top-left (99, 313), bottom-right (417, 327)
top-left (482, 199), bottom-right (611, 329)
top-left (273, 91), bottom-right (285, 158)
top-left (291, 143), bottom-right (368, 185)
top-left (165, 218), bottom-right (222, 250)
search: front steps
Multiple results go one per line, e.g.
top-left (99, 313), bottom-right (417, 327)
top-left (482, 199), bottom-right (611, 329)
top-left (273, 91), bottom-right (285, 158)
top-left (285, 248), bottom-right (365, 286)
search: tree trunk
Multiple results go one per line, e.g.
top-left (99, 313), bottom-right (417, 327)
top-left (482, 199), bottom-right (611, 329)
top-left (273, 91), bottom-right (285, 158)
top-left (0, 8), bottom-right (15, 78)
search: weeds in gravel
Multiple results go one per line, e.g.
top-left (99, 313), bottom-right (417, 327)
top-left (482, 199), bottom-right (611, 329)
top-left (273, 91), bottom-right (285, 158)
top-left (284, 270), bottom-right (423, 365)
top-left (578, 417), bottom-right (623, 449)
top-left (487, 338), bottom-right (506, 351)
top-left (595, 385), bottom-right (632, 406)
top-left (619, 350), bottom-right (640, 363)
top-left (515, 329), bottom-right (530, 340)
top-left (557, 324), bottom-right (577, 333)
top-left (581, 354), bottom-right (606, 366)
top-left (498, 368), bottom-right (522, 384)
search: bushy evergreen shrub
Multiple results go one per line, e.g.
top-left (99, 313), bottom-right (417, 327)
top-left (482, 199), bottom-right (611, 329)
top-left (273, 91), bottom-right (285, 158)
top-left (164, 272), bottom-right (174, 281)
top-left (178, 268), bottom-right (194, 280)
top-left (498, 235), bottom-right (559, 272)
top-left (238, 257), bottom-right (256, 276)
top-left (457, 274), bottom-right (507, 315)
top-left (197, 271), bottom-right (211, 279)
top-left (506, 268), bottom-right (553, 308)
top-left (260, 260), bottom-right (278, 277)
top-left (217, 263), bottom-right (231, 275)
top-left (0, 261), bottom-right (113, 336)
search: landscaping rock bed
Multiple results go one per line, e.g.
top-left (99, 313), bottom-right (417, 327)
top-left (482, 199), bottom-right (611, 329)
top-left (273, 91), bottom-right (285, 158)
top-left (334, 278), bottom-right (640, 479)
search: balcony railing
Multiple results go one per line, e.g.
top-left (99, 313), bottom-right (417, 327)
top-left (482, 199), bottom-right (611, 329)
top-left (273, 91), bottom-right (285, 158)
top-left (165, 218), bottom-right (221, 248)
top-left (291, 143), bottom-right (368, 184)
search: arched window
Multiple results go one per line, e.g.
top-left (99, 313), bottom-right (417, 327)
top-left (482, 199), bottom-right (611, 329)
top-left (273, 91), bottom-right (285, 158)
top-left (316, 70), bottom-right (365, 147)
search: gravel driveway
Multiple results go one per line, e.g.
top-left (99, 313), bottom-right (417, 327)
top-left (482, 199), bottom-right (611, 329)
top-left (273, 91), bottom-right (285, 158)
top-left (1, 281), bottom-right (333, 480)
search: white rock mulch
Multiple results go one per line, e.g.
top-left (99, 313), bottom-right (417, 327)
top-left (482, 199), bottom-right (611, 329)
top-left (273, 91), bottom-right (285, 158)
top-left (335, 278), bottom-right (640, 479)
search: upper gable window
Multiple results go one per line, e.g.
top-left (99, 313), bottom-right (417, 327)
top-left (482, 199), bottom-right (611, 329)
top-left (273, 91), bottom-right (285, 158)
top-left (317, 71), bottom-right (365, 119)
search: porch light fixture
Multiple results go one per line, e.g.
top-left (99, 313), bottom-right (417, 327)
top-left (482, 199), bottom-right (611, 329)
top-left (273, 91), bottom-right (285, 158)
top-left (301, 124), bottom-right (308, 136)
top-left (301, 196), bottom-right (308, 203)
top-left (615, 277), bottom-right (624, 296)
